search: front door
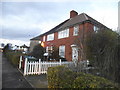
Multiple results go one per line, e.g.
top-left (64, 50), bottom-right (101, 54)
top-left (72, 47), bottom-right (78, 62)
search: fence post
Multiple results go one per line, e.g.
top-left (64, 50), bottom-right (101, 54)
top-left (60, 59), bottom-right (62, 65)
top-left (19, 56), bottom-right (22, 69)
top-left (24, 58), bottom-right (28, 76)
top-left (38, 59), bottom-right (41, 75)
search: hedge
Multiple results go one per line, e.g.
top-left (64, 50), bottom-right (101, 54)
top-left (47, 66), bottom-right (76, 88)
top-left (73, 73), bottom-right (116, 88)
top-left (47, 66), bottom-right (117, 88)
top-left (5, 51), bottom-right (23, 66)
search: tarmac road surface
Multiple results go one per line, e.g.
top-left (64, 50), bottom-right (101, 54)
top-left (2, 52), bottom-right (33, 89)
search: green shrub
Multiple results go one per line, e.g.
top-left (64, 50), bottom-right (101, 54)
top-left (47, 66), bottom-right (117, 88)
top-left (73, 72), bottom-right (116, 88)
top-left (47, 66), bottom-right (76, 88)
top-left (5, 51), bottom-right (23, 66)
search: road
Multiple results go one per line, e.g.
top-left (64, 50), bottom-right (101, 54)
top-left (2, 52), bottom-right (33, 89)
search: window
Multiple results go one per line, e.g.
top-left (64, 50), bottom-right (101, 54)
top-left (46, 46), bottom-right (53, 53)
top-left (73, 25), bottom-right (79, 36)
top-left (47, 33), bottom-right (54, 41)
top-left (58, 28), bottom-right (69, 39)
top-left (39, 41), bottom-right (41, 43)
top-left (43, 36), bottom-right (46, 42)
top-left (46, 46), bottom-right (48, 52)
top-left (94, 26), bottom-right (99, 32)
top-left (59, 45), bottom-right (65, 58)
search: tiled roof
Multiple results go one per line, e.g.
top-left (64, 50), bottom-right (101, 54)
top-left (31, 13), bottom-right (109, 40)
top-left (41, 19), bottom-right (70, 36)
top-left (30, 35), bottom-right (42, 40)
top-left (30, 19), bottom-right (69, 40)
top-left (57, 13), bottom-right (108, 30)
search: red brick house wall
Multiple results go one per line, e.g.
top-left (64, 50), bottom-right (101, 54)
top-left (41, 22), bottom-right (94, 61)
top-left (30, 10), bottom-right (108, 61)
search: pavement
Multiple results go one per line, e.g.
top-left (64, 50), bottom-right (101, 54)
top-left (25, 75), bottom-right (48, 88)
top-left (2, 53), bottom-right (34, 89)
top-left (18, 65), bottom-right (48, 88)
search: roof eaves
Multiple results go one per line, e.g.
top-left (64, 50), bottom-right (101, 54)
top-left (30, 35), bottom-right (42, 40)
top-left (85, 13), bottom-right (109, 29)
top-left (40, 19), bottom-right (69, 36)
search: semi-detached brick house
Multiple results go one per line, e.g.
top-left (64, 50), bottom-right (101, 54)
top-left (30, 10), bottom-right (108, 62)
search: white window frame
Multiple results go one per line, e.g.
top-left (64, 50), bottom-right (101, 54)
top-left (47, 33), bottom-right (54, 41)
top-left (94, 26), bottom-right (99, 32)
top-left (73, 25), bottom-right (79, 36)
top-left (58, 28), bottom-right (69, 39)
top-left (46, 46), bottom-right (53, 53)
top-left (43, 36), bottom-right (46, 42)
top-left (59, 45), bottom-right (65, 58)
top-left (46, 46), bottom-right (48, 52)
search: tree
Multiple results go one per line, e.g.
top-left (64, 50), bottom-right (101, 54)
top-left (50, 46), bottom-right (60, 61)
top-left (3, 44), bottom-right (11, 55)
top-left (31, 44), bottom-right (45, 59)
top-left (86, 29), bottom-right (120, 83)
top-left (73, 26), bottom-right (92, 71)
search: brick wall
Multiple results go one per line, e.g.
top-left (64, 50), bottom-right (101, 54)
top-left (42, 22), bottom-right (94, 61)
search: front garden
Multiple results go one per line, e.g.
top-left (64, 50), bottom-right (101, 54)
top-left (2, 29), bottom-right (120, 88)
top-left (47, 66), bottom-right (118, 88)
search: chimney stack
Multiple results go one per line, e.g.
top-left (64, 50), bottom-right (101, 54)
top-left (70, 10), bottom-right (78, 18)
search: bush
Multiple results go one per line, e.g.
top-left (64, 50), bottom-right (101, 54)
top-left (31, 44), bottom-right (45, 59)
top-left (47, 66), bottom-right (76, 88)
top-left (73, 73), bottom-right (116, 88)
top-left (5, 51), bottom-right (23, 66)
top-left (47, 66), bottom-right (117, 88)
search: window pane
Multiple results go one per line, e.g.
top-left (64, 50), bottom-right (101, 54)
top-left (59, 45), bottom-right (65, 58)
top-left (94, 26), bottom-right (99, 32)
top-left (73, 25), bottom-right (79, 36)
top-left (58, 28), bottom-right (69, 39)
top-left (43, 36), bottom-right (46, 42)
top-left (47, 33), bottom-right (54, 41)
top-left (46, 46), bottom-right (48, 52)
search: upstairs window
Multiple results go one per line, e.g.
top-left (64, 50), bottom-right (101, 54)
top-left (94, 26), bottom-right (99, 32)
top-left (58, 28), bottom-right (69, 39)
top-left (43, 36), bottom-right (46, 42)
top-left (73, 25), bottom-right (79, 36)
top-left (47, 33), bottom-right (54, 41)
top-left (59, 45), bottom-right (65, 58)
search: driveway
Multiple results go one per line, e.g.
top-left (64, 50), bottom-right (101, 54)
top-left (2, 53), bottom-right (33, 89)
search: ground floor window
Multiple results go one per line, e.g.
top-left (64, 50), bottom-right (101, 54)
top-left (46, 46), bottom-right (53, 53)
top-left (59, 45), bottom-right (65, 58)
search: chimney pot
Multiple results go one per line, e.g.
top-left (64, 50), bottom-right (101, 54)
top-left (70, 10), bottom-right (78, 18)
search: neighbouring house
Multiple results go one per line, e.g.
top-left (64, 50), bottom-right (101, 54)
top-left (29, 35), bottom-right (42, 52)
top-left (0, 43), bottom-right (5, 52)
top-left (12, 45), bottom-right (20, 51)
top-left (30, 10), bottom-right (109, 61)
top-left (20, 44), bottom-right (29, 54)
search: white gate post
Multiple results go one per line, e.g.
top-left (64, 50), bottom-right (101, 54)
top-left (24, 58), bottom-right (28, 76)
top-left (38, 59), bottom-right (41, 75)
top-left (60, 59), bottom-right (62, 65)
top-left (19, 56), bottom-right (22, 69)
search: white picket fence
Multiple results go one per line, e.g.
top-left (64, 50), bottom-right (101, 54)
top-left (19, 56), bottom-right (74, 76)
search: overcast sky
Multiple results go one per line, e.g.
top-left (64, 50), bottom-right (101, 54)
top-left (0, 0), bottom-right (119, 46)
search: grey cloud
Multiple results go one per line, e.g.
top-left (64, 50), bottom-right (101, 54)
top-left (2, 1), bottom-right (117, 44)
top-left (2, 27), bottom-right (41, 40)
